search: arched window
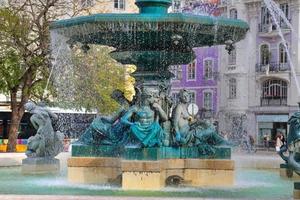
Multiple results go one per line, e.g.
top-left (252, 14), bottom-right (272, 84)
top-left (279, 43), bottom-right (288, 65)
top-left (229, 78), bottom-right (237, 99)
top-left (229, 8), bottom-right (238, 19)
top-left (261, 79), bottom-right (287, 106)
top-left (260, 44), bottom-right (270, 65)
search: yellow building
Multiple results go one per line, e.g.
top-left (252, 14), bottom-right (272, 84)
top-left (80, 0), bottom-right (138, 14)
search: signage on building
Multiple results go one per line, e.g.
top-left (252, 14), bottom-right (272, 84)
top-left (256, 115), bottom-right (289, 122)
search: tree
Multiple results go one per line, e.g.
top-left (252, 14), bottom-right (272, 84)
top-left (62, 44), bottom-right (129, 114)
top-left (0, 0), bottom-right (89, 152)
top-left (0, 1), bottom-right (135, 151)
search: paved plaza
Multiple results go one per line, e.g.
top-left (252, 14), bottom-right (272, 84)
top-left (0, 196), bottom-right (239, 200)
top-left (0, 150), bottom-right (283, 169)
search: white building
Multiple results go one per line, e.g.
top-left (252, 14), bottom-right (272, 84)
top-left (218, 0), bottom-right (300, 145)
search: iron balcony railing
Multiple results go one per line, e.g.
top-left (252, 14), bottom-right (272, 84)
top-left (198, 109), bottom-right (215, 119)
top-left (256, 62), bottom-right (290, 73)
top-left (258, 19), bottom-right (291, 33)
top-left (261, 96), bottom-right (287, 106)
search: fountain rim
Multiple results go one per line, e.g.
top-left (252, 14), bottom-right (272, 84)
top-left (49, 13), bottom-right (249, 30)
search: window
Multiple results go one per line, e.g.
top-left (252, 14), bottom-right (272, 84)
top-left (114, 0), bottom-right (125, 10)
top-left (187, 60), bottom-right (196, 80)
top-left (204, 59), bottom-right (213, 80)
top-left (260, 44), bottom-right (270, 65)
top-left (81, 0), bottom-right (94, 8)
top-left (261, 79), bottom-right (287, 106)
top-left (229, 78), bottom-right (237, 99)
top-left (228, 48), bottom-right (236, 65)
top-left (188, 91), bottom-right (196, 103)
top-left (169, 65), bottom-right (182, 80)
top-left (229, 8), bottom-right (237, 19)
top-left (261, 6), bottom-right (270, 25)
top-left (280, 3), bottom-right (289, 19)
top-left (172, 0), bottom-right (181, 12)
top-left (279, 43), bottom-right (288, 65)
top-left (203, 91), bottom-right (213, 110)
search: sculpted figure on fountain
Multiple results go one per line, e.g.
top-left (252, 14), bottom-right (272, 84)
top-left (25, 102), bottom-right (64, 158)
top-left (121, 88), bottom-right (168, 147)
top-left (78, 89), bottom-right (130, 146)
top-left (171, 89), bottom-right (229, 149)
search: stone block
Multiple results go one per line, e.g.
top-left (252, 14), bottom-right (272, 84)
top-left (184, 159), bottom-right (235, 170)
top-left (68, 157), bottom-right (120, 167)
top-left (161, 159), bottom-right (185, 169)
top-left (68, 166), bottom-right (121, 184)
top-left (22, 157), bottom-right (60, 174)
top-left (165, 169), bottom-right (185, 180)
top-left (122, 160), bottom-right (160, 172)
top-left (122, 171), bottom-right (165, 190)
top-left (184, 169), bottom-right (234, 187)
top-left (67, 157), bottom-right (121, 184)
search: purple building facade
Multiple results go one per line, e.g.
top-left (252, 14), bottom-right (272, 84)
top-left (170, 46), bottom-right (219, 119)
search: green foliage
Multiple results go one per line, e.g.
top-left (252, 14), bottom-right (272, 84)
top-left (0, 7), bottom-right (50, 101)
top-left (57, 45), bottom-right (128, 114)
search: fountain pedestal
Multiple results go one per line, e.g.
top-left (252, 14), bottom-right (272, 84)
top-left (68, 157), bottom-right (121, 184)
top-left (67, 145), bottom-right (235, 189)
top-left (21, 157), bottom-right (60, 174)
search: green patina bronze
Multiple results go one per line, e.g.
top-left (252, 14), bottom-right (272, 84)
top-left (50, 0), bottom-right (248, 71)
top-left (71, 145), bottom-right (231, 160)
top-left (51, 0), bottom-right (249, 157)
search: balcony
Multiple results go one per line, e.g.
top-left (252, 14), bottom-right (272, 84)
top-left (258, 20), bottom-right (291, 36)
top-left (256, 62), bottom-right (290, 73)
top-left (261, 96), bottom-right (287, 106)
top-left (198, 109), bottom-right (215, 119)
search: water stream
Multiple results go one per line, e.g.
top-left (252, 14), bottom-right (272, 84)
top-left (263, 0), bottom-right (300, 95)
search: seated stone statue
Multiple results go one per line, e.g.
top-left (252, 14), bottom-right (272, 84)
top-left (25, 102), bottom-right (64, 158)
top-left (121, 89), bottom-right (168, 147)
top-left (172, 89), bottom-right (228, 147)
top-left (78, 89), bottom-right (130, 146)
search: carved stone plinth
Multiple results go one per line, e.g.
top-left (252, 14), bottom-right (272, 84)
top-left (122, 160), bottom-right (165, 190)
top-left (68, 157), bottom-right (121, 185)
top-left (294, 182), bottom-right (300, 199)
top-left (21, 157), bottom-right (60, 174)
top-left (280, 163), bottom-right (300, 180)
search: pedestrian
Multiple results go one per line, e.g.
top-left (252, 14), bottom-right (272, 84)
top-left (275, 132), bottom-right (283, 152)
top-left (249, 135), bottom-right (255, 153)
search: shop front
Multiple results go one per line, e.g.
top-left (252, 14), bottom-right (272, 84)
top-left (256, 114), bottom-right (288, 147)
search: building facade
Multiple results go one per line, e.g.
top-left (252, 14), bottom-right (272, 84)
top-left (80, 0), bottom-right (137, 14)
top-left (170, 0), bottom-right (223, 121)
top-left (218, 0), bottom-right (300, 145)
top-left (170, 46), bottom-right (219, 120)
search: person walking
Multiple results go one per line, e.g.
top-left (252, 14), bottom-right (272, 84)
top-left (275, 132), bottom-right (284, 153)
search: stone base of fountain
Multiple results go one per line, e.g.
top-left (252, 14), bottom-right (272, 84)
top-left (67, 145), bottom-right (234, 189)
top-left (280, 163), bottom-right (300, 180)
top-left (21, 157), bottom-right (60, 174)
top-left (294, 182), bottom-right (300, 199)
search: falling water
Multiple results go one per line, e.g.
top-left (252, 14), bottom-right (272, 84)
top-left (263, 0), bottom-right (300, 95)
top-left (43, 42), bottom-right (63, 99)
